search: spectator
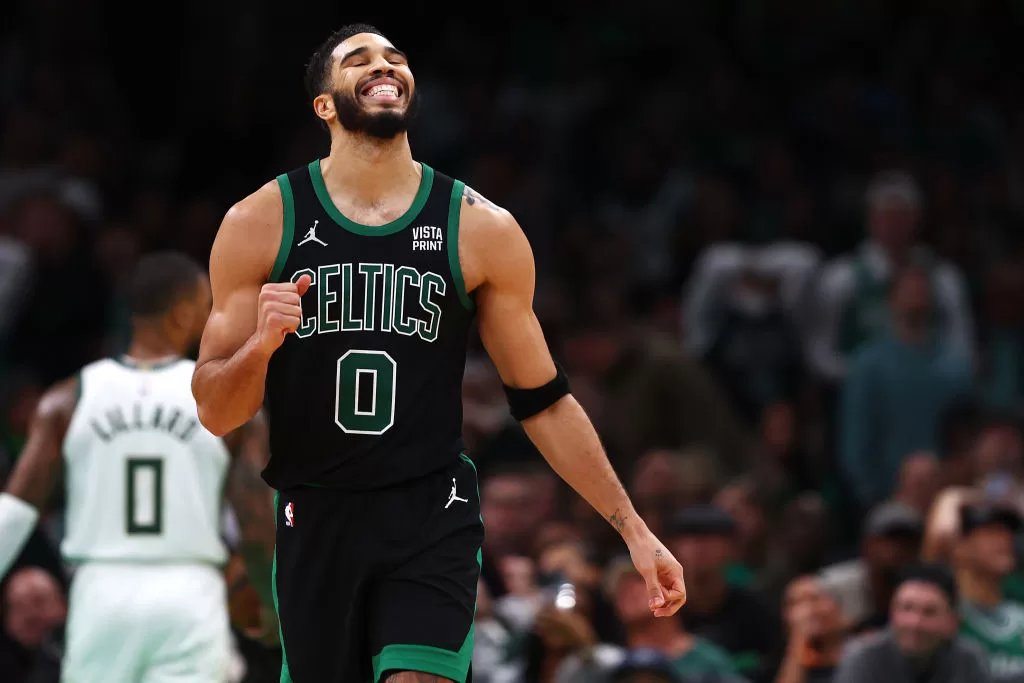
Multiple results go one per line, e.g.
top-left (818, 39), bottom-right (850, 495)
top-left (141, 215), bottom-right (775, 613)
top-left (819, 502), bottom-right (923, 633)
top-left (811, 171), bottom-right (974, 382)
top-left (832, 563), bottom-right (990, 683)
top-left (839, 266), bottom-right (974, 510)
top-left (774, 576), bottom-right (847, 683)
top-left (560, 326), bottom-right (751, 476)
top-left (668, 505), bottom-right (782, 683)
top-left (977, 258), bottom-right (1024, 414)
top-left (953, 504), bottom-right (1024, 682)
top-left (892, 452), bottom-right (942, 519)
top-left (0, 567), bottom-right (65, 683)
top-left (608, 648), bottom-right (683, 683)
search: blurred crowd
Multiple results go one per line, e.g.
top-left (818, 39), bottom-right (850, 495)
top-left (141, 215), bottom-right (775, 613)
top-left (3, 1), bottom-right (1024, 682)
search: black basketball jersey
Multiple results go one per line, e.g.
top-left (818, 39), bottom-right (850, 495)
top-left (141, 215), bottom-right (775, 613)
top-left (261, 160), bottom-right (475, 490)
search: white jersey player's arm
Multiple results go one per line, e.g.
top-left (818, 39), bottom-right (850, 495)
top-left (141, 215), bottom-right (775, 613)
top-left (0, 376), bottom-right (76, 579)
top-left (458, 186), bottom-right (687, 619)
top-left (223, 409), bottom-right (276, 611)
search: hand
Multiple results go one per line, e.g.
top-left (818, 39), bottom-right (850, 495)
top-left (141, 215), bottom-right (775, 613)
top-left (245, 605), bottom-right (281, 648)
top-left (255, 274), bottom-right (312, 356)
top-left (626, 529), bottom-right (686, 617)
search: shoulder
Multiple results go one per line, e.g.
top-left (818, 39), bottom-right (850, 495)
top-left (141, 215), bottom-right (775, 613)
top-left (951, 636), bottom-right (991, 673)
top-left (36, 374), bottom-right (80, 426)
top-left (839, 631), bottom-right (892, 663)
top-left (456, 184), bottom-right (532, 293)
top-left (212, 179), bottom-right (285, 282)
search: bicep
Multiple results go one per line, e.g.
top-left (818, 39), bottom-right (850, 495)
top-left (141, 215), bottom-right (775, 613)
top-left (196, 200), bottom-right (279, 365)
top-left (473, 219), bottom-right (556, 389)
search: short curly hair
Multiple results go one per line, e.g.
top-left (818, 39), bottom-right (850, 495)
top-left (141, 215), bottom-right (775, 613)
top-left (303, 23), bottom-right (387, 102)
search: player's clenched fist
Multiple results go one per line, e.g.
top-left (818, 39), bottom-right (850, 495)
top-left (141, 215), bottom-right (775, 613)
top-left (255, 274), bottom-right (312, 356)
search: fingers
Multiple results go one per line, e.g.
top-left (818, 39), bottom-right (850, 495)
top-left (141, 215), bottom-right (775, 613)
top-left (653, 598), bottom-right (686, 618)
top-left (643, 571), bottom-right (667, 610)
top-left (294, 273), bottom-right (313, 296)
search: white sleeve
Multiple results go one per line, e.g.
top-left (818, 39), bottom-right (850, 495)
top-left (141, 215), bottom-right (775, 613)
top-left (0, 493), bottom-right (40, 580)
top-left (932, 262), bottom-right (976, 359)
top-left (807, 259), bottom-right (856, 381)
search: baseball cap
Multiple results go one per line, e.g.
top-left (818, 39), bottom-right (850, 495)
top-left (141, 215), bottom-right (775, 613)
top-left (897, 562), bottom-right (958, 609)
top-left (960, 503), bottom-right (1023, 535)
top-left (667, 504), bottom-right (736, 537)
top-left (863, 501), bottom-right (923, 539)
top-left (610, 649), bottom-right (682, 683)
top-left (866, 170), bottom-right (922, 209)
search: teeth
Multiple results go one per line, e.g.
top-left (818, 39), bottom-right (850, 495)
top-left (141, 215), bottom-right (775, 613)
top-left (366, 84), bottom-right (399, 97)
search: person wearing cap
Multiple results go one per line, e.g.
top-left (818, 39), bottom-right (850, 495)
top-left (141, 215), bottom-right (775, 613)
top-left (819, 501), bottom-right (924, 632)
top-left (834, 562), bottom-right (990, 683)
top-left (668, 505), bottom-right (781, 683)
top-left (838, 263), bottom-right (973, 511)
top-left (954, 503), bottom-right (1024, 682)
top-left (609, 648), bottom-right (684, 683)
top-left (810, 169), bottom-right (974, 382)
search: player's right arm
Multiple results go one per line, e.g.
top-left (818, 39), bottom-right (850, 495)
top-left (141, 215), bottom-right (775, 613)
top-left (192, 182), bottom-right (311, 436)
top-left (0, 377), bottom-right (77, 579)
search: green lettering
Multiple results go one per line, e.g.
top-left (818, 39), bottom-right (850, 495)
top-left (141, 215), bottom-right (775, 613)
top-left (317, 264), bottom-right (340, 333)
top-left (291, 269), bottom-right (317, 338)
top-left (418, 272), bottom-right (445, 342)
top-left (392, 266), bottom-right (420, 336)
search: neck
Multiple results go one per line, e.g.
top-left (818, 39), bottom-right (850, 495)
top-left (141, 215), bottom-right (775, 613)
top-left (127, 323), bottom-right (182, 362)
top-left (685, 576), bottom-right (728, 614)
top-left (325, 130), bottom-right (416, 200)
top-left (957, 568), bottom-right (1003, 608)
top-left (628, 618), bottom-right (691, 655)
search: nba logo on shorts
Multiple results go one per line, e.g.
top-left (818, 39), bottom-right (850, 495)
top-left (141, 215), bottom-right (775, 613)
top-left (284, 502), bottom-right (295, 527)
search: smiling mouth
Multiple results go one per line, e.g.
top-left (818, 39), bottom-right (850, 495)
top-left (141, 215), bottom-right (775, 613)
top-left (360, 79), bottom-right (404, 103)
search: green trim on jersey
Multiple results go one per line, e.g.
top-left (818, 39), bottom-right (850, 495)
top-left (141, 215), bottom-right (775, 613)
top-left (112, 356), bottom-right (183, 371)
top-left (447, 181), bottom-right (474, 311)
top-left (309, 159), bottom-right (434, 237)
top-left (372, 635), bottom-right (475, 682)
top-left (269, 174), bottom-right (296, 283)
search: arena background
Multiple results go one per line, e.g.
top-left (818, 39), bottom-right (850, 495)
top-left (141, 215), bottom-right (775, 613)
top-left (2, 1), bottom-right (1024, 682)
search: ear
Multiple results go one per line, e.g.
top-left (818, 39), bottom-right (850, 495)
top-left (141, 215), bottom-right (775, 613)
top-left (313, 93), bottom-right (335, 124)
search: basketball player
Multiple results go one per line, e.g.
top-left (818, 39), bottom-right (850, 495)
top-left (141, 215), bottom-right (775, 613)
top-left (191, 23), bottom-right (687, 683)
top-left (0, 252), bottom-right (278, 682)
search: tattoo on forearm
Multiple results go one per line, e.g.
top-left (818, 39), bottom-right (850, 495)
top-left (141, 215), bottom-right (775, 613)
top-left (463, 186), bottom-right (502, 213)
top-left (656, 549), bottom-right (663, 559)
top-left (610, 509), bottom-right (627, 533)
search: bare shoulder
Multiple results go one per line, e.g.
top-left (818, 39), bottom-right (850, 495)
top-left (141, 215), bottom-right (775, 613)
top-left (210, 180), bottom-right (285, 286)
top-left (458, 185), bottom-right (533, 292)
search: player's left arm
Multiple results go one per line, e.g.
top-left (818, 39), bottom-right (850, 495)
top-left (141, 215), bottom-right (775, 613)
top-left (0, 376), bottom-right (77, 579)
top-left (461, 188), bottom-right (686, 617)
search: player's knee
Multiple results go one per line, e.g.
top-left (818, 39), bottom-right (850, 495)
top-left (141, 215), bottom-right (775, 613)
top-left (382, 671), bottom-right (455, 683)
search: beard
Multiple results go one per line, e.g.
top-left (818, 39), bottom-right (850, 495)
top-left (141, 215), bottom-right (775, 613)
top-left (332, 86), bottom-right (418, 140)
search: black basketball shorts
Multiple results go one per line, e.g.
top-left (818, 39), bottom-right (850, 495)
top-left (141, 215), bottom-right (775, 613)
top-left (272, 455), bottom-right (484, 683)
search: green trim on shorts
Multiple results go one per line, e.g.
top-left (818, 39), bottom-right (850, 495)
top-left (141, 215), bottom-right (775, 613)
top-left (272, 492), bottom-right (293, 683)
top-left (373, 455), bottom-right (482, 682)
top-left (372, 629), bottom-right (475, 683)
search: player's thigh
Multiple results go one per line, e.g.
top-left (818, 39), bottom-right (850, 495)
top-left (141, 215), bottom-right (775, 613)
top-left (381, 673), bottom-right (457, 683)
top-left (144, 566), bottom-right (232, 683)
top-left (370, 516), bottom-right (482, 682)
top-left (274, 487), bottom-right (373, 682)
top-left (63, 567), bottom-right (149, 683)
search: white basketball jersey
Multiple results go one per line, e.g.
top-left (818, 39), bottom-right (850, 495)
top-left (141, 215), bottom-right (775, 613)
top-left (61, 357), bottom-right (230, 566)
